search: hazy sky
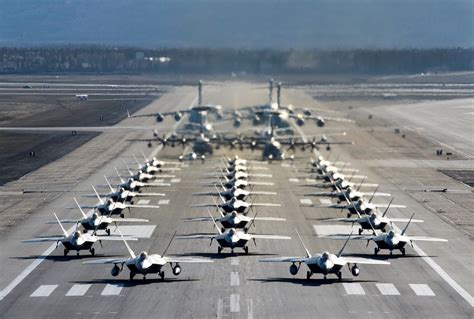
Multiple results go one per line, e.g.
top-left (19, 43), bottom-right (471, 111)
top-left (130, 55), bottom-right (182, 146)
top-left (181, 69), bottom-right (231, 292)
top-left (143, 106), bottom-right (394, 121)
top-left (0, 0), bottom-right (472, 48)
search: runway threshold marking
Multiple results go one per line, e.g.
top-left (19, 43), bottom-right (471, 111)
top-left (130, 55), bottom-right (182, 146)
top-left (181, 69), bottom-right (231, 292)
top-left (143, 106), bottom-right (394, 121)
top-left (30, 285), bottom-right (58, 297)
top-left (297, 124), bottom-right (474, 307)
top-left (319, 198), bottom-right (333, 205)
top-left (409, 284), bottom-right (436, 296)
top-left (376, 283), bottom-right (400, 296)
top-left (101, 283), bottom-right (124, 296)
top-left (170, 178), bottom-right (181, 183)
top-left (230, 294), bottom-right (240, 313)
top-left (66, 284), bottom-right (92, 297)
top-left (289, 178), bottom-right (299, 183)
top-left (300, 199), bottom-right (313, 205)
top-left (158, 199), bottom-right (170, 205)
top-left (342, 283), bottom-right (365, 295)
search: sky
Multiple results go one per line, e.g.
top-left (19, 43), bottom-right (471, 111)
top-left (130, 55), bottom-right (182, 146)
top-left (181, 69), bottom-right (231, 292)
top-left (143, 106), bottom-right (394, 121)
top-left (0, 0), bottom-right (472, 49)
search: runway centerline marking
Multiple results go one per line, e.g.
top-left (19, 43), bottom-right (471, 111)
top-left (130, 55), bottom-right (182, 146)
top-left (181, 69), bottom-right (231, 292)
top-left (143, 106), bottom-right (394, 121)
top-left (247, 298), bottom-right (254, 319)
top-left (230, 272), bottom-right (240, 286)
top-left (376, 283), bottom-right (400, 295)
top-left (66, 284), bottom-right (92, 297)
top-left (230, 294), bottom-right (240, 313)
top-left (409, 284), bottom-right (436, 296)
top-left (30, 285), bottom-right (58, 297)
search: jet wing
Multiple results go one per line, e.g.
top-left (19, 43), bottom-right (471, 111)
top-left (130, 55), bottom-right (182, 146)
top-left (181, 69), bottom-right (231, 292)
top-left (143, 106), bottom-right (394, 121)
top-left (361, 192), bottom-right (391, 197)
top-left (22, 237), bottom-right (64, 243)
top-left (254, 217), bottom-right (286, 221)
top-left (45, 219), bottom-right (79, 224)
top-left (83, 257), bottom-right (130, 264)
top-left (163, 256), bottom-right (213, 263)
top-left (259, 256), bottom-right (308, 263)
top-left (325, 218), bottom-right (358, 223)
top-left (96, 236), bottom-right (138, 241)
top-left (248, 181), bottom-right (275, 186)
top-left (373, 204), bottom-right (406, 208)
top-left (342, 257), bottom-right (390, 265)
top-left (175, 235), bottom-right (216, 239)
top-left (142, 182), bottom-right (171, 187)
top-left (135, 192), bottom-right (166, 197)
top-left (320, 116), bottom-right (355, 123)
top-left (405, 236), bottom-right (448, 242)
top-left (250, 234), bottom-right (291, 240)
top-left (124, 204), bottom-right (160, 209)
top-left (389, 218), bottom-right (424, 223)
top-left (250, 203), bottom-right (282, 207)
top-left (110, 218), bottom-right (149, 223)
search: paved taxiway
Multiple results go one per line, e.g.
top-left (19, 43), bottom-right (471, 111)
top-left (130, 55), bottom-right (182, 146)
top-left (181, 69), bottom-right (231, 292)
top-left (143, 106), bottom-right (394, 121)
top-left (0, 82), bottom-right (472, 318)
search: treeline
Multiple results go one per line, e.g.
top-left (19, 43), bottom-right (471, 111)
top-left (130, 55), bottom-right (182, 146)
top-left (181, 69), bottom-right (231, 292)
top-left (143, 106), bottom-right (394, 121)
top-left (0, 46), bottom-right (472, 75)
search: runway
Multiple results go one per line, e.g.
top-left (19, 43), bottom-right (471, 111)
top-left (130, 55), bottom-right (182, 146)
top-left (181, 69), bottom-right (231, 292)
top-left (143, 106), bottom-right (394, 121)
top-left (0, 82), bottom-right (472, 318)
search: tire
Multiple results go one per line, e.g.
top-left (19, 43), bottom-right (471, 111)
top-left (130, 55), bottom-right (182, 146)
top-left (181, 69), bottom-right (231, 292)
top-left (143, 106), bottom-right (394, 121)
top-left (64, 249), bottom-right (69, 256)
top-left (106, 229), bottom-right (111, 236)
top-left (130, 272), bottom-right (135, 281)
top-left (337, 272), bottom-right (342, 281)
top-left (244, 246), bottom-right (249, 254)
top-left (358, 228), bottom-right (362, 235)
top-left (218, 247), bottom-right (222, 254)
top-left (306, 271), bottom-right (312, 280)
top-left (401, 248), bottom-right (406, 256)
top-left (160, 271), bottom-right (165, 281)
top-left (374, 247), bottom-right (378, 255)
top-left (90, 248), bottom-right (95, 256)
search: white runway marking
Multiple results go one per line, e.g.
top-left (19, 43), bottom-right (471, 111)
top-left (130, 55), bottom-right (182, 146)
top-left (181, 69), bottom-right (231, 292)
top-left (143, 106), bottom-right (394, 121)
top-left (289, 178), bottom-right (299, 183)
top-left (319, 198), bottom-right (333, 205)
top-left (281, 163), bottom-right (290, 168)
top-left (391, 224), bottom-right (474, 306)
top-left (171, 178), bottom-right (181, 183)
top-left (410, 284), bottom-right (436, 296)
top-left (136, 199), bottom-right (150, 205)
top-left (230, 272), bottom-right (240, 286)
top-left (216, 298), bottom-right (223, 319)
top-left (0, 96), bottom-right (198, 302)
top-left (154, 179), bottom-right (164, 183)
top-left (30, 285), bottom-right (58, 297)
top-left (66, 284), bottom-right (92, 297)
top-left (158, 199), bottom-right (170, 205)
top-left (247, 298), bottom-right (254, 319)
top-left (101, 283), bottom-right (124, 296)
top-left (230, 257), bottom-right (239, 266)
top-left (313, 224), bottom-right (353, 237)
top-left (343, 283), bottom-right (365, 295)
top-left (306, 178), bottom-right (315, 183)
top-left (110, 225), bottom-right (157, 238)
top-left (300, 198), bottom-right (313, 205)
top-left (376, 283), bottom-right (400, 295)
top-left (230, 294), bottom-right (240, 313)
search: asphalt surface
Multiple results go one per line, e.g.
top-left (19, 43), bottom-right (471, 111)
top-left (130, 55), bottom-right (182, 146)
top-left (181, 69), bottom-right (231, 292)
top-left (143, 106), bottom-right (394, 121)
top-left (0, 82), bottom-right (472, 318)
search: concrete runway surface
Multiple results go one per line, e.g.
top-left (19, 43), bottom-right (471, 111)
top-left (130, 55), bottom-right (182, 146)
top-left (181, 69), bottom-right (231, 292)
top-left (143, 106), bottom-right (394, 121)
top-left (0, 82), bottom-right (472, 318)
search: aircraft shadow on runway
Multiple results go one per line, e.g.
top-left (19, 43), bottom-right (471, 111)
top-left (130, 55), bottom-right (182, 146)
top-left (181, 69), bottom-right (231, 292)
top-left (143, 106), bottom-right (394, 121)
top-left (70, 277), bottom-right (201, 286)
top-left (12, 254), bottom-right (124, 262)
top-left (343, 253), bottom-right (438, 260)
top-left (248, 277), bottom-right (378, 287)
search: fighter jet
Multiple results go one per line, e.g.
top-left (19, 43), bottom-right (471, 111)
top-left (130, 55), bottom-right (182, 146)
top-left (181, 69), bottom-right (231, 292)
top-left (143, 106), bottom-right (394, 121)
top-left (115, 168), bottom-right (171, 191)
top-left (336, 213), bottom-right (447, 256)
top-left (23, 213), bottom-right (136, 256)
top-left (49, 198), bottom-right (149, 235)
top-left (185, 210), bottom-right (286, 232)
top-left (325, 198), bottom-right (424, 234)
top-left (77, 186), bottom-right (161, 218)
top-left (192, 195), bottom-right (281, 214)
top-left (260, 230), bottom-right (389, 280)
top-left (84, 230), bottom-right (213, 280)
top-left (193, 184), bottom-right (277, 201)
top-left (177, 212), bottom-right (291, 254)
top-left (91, 175), bottom-right (166, 203)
